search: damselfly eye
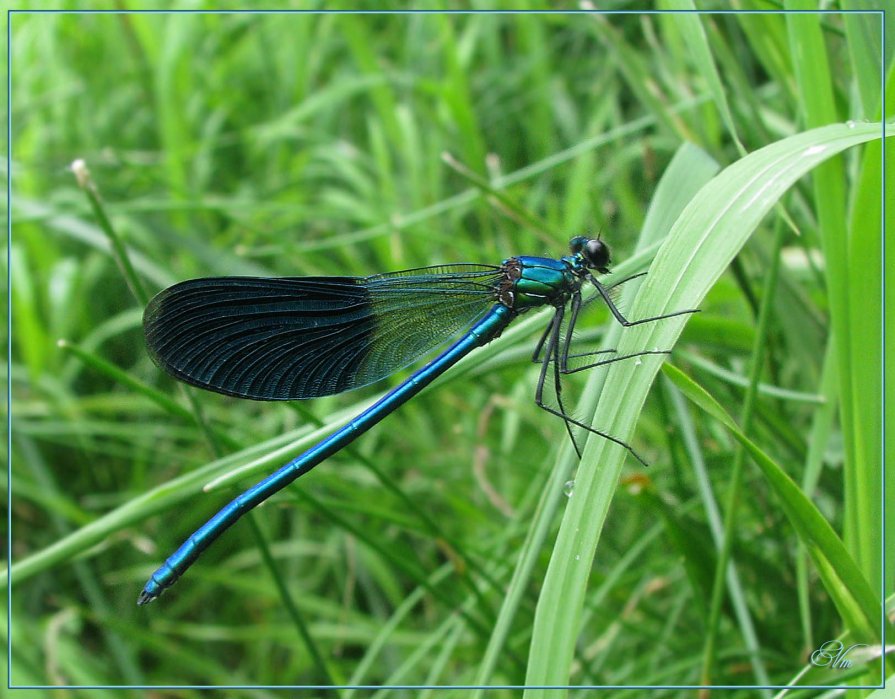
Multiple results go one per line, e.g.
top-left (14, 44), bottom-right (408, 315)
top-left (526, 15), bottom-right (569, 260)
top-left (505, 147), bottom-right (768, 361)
top-left (583, 238), bottom-right (610, 273)
top-left (568, 236), bottom-right (589, 255)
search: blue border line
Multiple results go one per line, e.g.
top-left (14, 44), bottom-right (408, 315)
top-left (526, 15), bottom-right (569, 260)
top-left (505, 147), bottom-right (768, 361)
top-left (1, 683), bottom-right (888, 691)
top-left (5, 6), bottom-right (890, 692)
top-left (8, 8), bottom-right (886, 12)
top-left (879, 6), bottom-right (887, 691)
top-left (0, 8), bottom-right (886, 14)
top-left (6, 7), bottom-right (11, 694)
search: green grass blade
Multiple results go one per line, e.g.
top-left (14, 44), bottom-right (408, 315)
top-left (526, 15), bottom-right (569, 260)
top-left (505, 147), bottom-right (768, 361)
top-left (470, 141), bottom-right (719, 692)
top-left (664, 363), bottom-right (889, 656)
top-left (841, 4), bottom-right (887, 118)
top-left (846, 138), bottom-right (885, 603)
top-left (673, 2), bottom-right (745, 154)
top-left (524, 121), bottom-right (888, 693)
top-left (70, 160), bottom-right (148, 306)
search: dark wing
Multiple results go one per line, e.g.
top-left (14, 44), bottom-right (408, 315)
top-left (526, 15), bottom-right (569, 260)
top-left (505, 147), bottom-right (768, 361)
top-left (143, 264), bottom-right (502, 400)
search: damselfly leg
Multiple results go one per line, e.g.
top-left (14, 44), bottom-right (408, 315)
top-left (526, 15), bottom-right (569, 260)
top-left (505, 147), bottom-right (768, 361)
top-left (530, 270), bottom-right (696, 464)
top-left (532, 299), bottom-right (655, 466)
top-left (587, 271), bottom-right (696, 328)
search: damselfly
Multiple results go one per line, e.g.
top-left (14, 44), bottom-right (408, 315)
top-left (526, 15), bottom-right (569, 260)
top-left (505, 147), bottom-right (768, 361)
top-left (138, 236), bottom-right (694, 604)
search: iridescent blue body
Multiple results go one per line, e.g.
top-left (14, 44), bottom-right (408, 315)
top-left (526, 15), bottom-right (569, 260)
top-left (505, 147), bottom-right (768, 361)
top-left (139, 304), bottom-right (514, 603)
top-left (508, 256), bottom-right (583, 309)
top-left (139, 237), bottom-right (687, 604)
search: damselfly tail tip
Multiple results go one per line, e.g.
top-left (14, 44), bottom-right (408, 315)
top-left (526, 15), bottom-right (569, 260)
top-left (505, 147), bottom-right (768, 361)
top-left (137, 589), bottom-right (158, 606)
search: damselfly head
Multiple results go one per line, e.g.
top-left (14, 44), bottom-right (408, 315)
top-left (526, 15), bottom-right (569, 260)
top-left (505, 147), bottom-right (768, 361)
top-left (569, 236), bottom-right (611, 274)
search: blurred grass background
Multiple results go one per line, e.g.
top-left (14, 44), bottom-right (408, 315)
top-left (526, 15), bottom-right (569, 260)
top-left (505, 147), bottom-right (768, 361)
top-left (5, 3), bottom-right (891, 694)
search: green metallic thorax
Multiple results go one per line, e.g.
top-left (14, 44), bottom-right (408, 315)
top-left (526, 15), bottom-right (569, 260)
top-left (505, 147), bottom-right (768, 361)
top-left (498, 254), bottom-right (585, 311)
